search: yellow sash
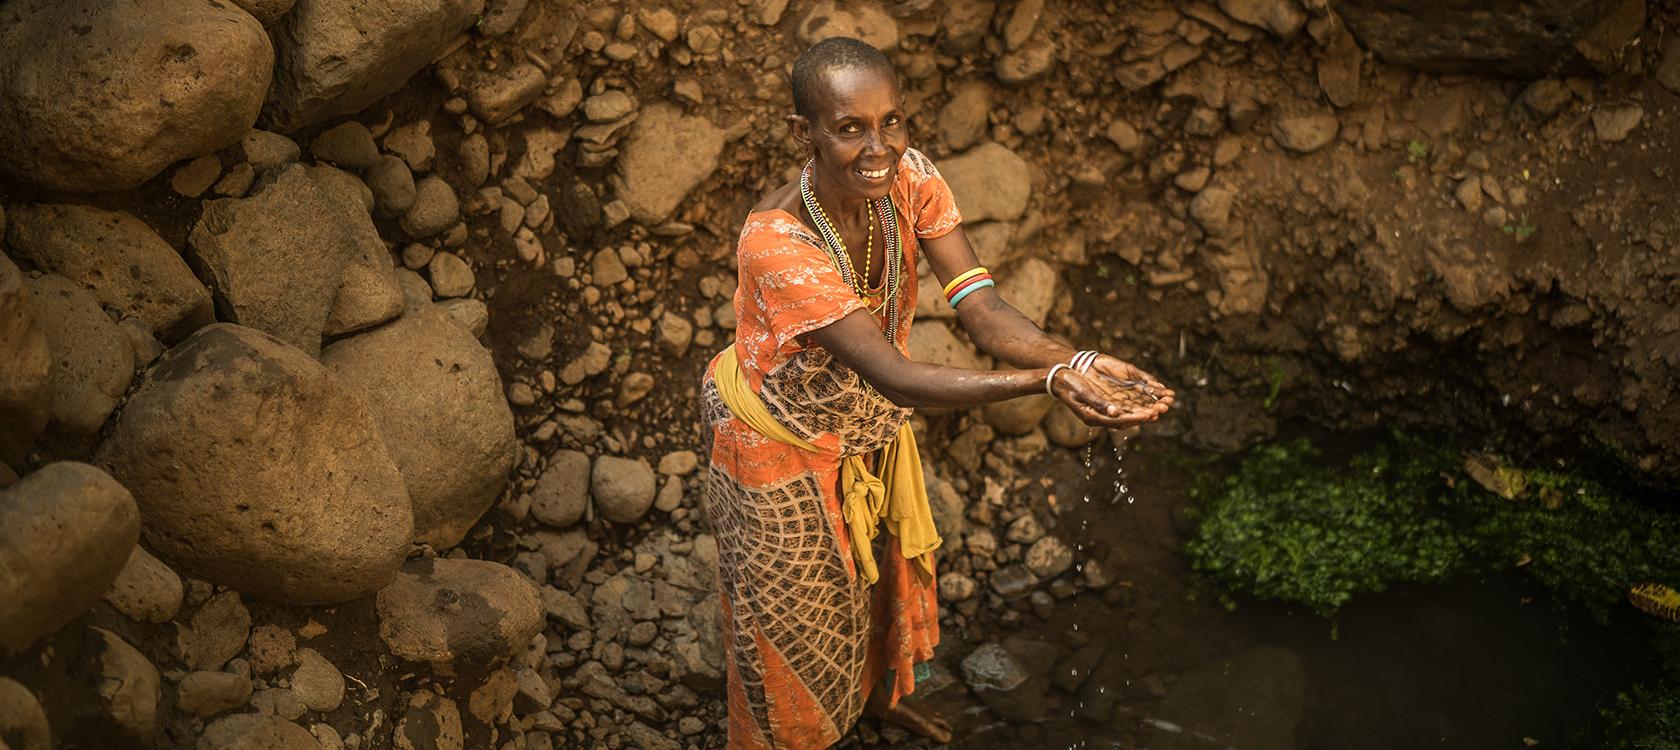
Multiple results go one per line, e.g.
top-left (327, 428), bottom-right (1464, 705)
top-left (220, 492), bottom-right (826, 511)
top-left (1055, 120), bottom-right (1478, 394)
top-left (713, 345), bottom-right (940, 584)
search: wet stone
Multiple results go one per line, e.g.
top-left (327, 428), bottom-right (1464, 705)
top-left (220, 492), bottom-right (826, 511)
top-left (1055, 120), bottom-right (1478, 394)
top-left (989, 564), bottom-right (1038, 598)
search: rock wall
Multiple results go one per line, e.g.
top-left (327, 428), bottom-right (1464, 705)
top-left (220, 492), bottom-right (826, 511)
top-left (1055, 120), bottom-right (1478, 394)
top-left (0, 0), bottom-right (1676, 747)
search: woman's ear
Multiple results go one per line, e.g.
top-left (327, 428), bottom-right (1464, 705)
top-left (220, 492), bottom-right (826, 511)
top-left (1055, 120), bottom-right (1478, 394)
top-left (786, 114), bottom-right (813, 156)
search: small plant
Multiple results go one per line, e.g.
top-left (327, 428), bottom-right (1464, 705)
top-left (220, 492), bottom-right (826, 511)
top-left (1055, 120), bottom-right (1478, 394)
top-left (1095, 262), bottom-right (1111, 280)
top-left (1261, 357), bottom-right (1286, 412)
top-left (1406, 140), bottom-right (1430, 163)
top-left (1502, 215), bottom-right (1538, 241)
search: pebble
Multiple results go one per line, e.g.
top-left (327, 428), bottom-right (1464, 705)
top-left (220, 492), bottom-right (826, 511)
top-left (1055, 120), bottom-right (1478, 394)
top-left (657, 451), bottom-right (698, 476)
top-left (310, 122), bottom-right (380, 170)
top-left (592, 249), bottom-right (629, 286)
top-left (1004, 514), bottom-right (1045, 544)
top-left (427, 251), bottom-right (475, 298)
top-left (187, 592), bottom-right (251, 672)
top-left (290, 648), bottom-right (345, 712)
top-left (584, 91), bottom-right (636, 123)
top-left (1025, 536), bottom-right (1074, 578)
top-left (1591, 103), bottom-right (1643, 142)
top-left (172, 154), bottom-right (223, 198)
top-left (938, 572), bottom-right (978, 602)
top-left (242, 130), bottom-right (301, 169)
top-left (213, 162), bottom-right (255, 196)
top-left (531, 450), bottom-right (591, 528)
top-left (176, 670), bottom-right (253, 716)
top-left (365, 155), bottom-right (417, 216)
top-left (401, 177), bottom-right (460, 238)
top-left (1272, 112), bottom-right (1339, 153)
top-left (382, 121), bottom-right (435, 173)
top-left (990, 564), bottom-right (1038, 598)
top-left (103, 545), bottom-right (184, 624)
top-left (247, 624), bottom-right (298, 675)
top-left (592, 456), bottom-right (657, 524)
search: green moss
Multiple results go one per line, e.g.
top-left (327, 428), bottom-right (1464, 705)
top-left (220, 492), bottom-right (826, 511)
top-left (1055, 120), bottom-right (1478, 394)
top-left (1598, 679), bottom-right (1680, 750)
top-left (1185, 437), bottom-right (1465, 617)
top-left (1187, 434), bottom-right (1680, 620)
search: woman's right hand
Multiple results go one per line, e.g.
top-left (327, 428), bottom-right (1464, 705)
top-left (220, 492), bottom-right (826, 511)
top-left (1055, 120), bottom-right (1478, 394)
top-left (1050, 367), bottom-right (1170, 429)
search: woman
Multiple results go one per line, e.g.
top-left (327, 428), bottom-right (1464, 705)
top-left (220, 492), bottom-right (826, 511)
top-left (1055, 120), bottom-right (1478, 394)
top-left (700, 37), bottom-right (1174, 748)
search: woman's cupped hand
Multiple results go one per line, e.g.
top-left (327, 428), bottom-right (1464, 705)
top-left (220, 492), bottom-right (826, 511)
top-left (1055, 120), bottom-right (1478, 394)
top-left (1051, 354), bottom-right (1175, 429)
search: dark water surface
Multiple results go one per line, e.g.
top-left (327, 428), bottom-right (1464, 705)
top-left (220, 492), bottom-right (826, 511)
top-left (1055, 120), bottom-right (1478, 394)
top-left (929, 438), bottom-right (1646, 750)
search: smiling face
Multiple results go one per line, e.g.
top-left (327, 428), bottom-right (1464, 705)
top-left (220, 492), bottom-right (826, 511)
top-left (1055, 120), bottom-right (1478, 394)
top-left (790, 64), bottom-right (908, 205)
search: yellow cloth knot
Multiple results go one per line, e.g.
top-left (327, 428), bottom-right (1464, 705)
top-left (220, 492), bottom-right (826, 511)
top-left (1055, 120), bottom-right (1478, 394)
top-left (713, 345), bottom-right (939, 584)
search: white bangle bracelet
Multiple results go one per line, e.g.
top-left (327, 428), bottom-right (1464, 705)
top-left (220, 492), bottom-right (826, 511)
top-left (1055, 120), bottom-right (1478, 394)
top-left (1046, 363), bottom-right (1071, 397)
top-left (1072, 350), bottom-right (1098, 373)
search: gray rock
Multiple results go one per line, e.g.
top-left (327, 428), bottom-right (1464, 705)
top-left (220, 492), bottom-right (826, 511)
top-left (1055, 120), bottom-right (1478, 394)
top-left (187, 592), bottom-right (252, 672)
top-left (531, 451), bottom-right (591, 528)
top-left (970, 637), bottom-right (1057, 722)
top-left (199, 713), bottom-right (323, 750)
top-left (994, 37), bottom-right (1058, 86)
top-left (103, 546), bottom-right (185, 624)
top-left (1024, 536), bottom-right (1074, 578)
top-left (1190, 186), bottom-right (1235, 235)
top-left (1338, 0), bottom-right (1628, 76)
top-left (321, 305), bottom-right (516, 548)
top-left (290, 648), bottom-right (345, 712)
top-left (0, 254), bottom-right (53, 467)
top-left (591, 457), bottom-right (657, 524)
top-left (467, 62), bottom-right (548, 125)
top-left (0, 463), bottom-right (138, 656)
top-left (244, 130), bottom-right (303, 169)
top-left (939, 82), bottom-right (991, 151)
top-left (6, 204), bottom-right (214, 341)
top-left (376, 558), bottom-right (543, 668)
top-left (615, 104), bottom-right (726, 224)
top-left (940, 143), bottom-right (1031, 222)
top-left (1153, 647), bottom-right (1305, 750)
top-left (796, 1), bottom-right (897, 50)
top-left (1272, 112), bottom-right (1339, 153)
top-left (393, 691), bottom-right (462, 750)
top-left (0, 677), bottom-right (50, 750)
top-left (309, 122), bottom-right (380, 170)
top-left (176, 671), bottom-right (254, 717)
top-left (264, 0), bottom-right (485, 132)
top-left (1218, 0), bottom-right (1305, 37)
top-left (93, 627), bottom-right (161, 741)
top-left (1591, 103), bottom-right (1643, 143)
top-left (401, 176), bottom-right (460, 239)
top-left (961, 642), bottom-right (1029, 692)
top-left (365, 155), bottom-right (418, 216)
top-left (187, 164), bottom-right (359, 356)
top-left (937, 571), bottom-right (978, 602)
top-left (427, 252), bottom-right (474, 298)
top-left (97, 324), bottom-right (414, 604)
top-left (26, 274), bottom-right (135, 436)
top-left (310, 167), bottom-right (405, 338)
top-left (0, 0), bottom-right (272, 192)
top-left (989, 564), bottom-right (1038, 598)
top-left (1005, 514), bottom-right (1045, 544)
top-left (583, 91), bottom-right (636, 123)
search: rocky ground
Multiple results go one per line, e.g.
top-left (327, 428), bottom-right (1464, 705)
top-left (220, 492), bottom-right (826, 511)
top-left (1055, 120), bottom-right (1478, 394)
top-left (1, 0), bottom-right (1677, 748)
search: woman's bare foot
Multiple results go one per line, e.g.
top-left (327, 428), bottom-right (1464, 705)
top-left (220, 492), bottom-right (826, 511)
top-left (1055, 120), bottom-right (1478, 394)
top-left (863, 692), bottom-right (953, 744)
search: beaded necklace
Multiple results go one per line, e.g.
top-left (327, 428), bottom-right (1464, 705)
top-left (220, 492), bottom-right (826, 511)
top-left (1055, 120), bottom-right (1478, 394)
top-left (799, 161), bottom-right (903, 342)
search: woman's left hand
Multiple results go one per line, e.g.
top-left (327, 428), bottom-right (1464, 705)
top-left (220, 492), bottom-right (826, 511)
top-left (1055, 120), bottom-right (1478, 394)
top-left (1085, 354), bottom-right (1175, 419)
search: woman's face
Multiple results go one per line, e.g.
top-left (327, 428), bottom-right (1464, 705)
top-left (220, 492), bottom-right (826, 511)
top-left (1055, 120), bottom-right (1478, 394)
top-left (795, 65), bottom-right (908, 203)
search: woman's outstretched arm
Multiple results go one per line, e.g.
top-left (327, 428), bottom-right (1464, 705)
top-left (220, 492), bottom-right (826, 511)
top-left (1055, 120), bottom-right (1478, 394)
top-left (805, 311), bottom-right (1161, 427)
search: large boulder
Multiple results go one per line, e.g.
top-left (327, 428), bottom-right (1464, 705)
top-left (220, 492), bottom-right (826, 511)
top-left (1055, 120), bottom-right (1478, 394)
top-left (6, 204), bottom-right (213, 342)
top-left (614, 104), bottom-right (726, 224)
top-left (25, 274), bottom-right (134, 437)
top-left (0, 253), bottom-right (52, 469)
top-left (0, 463), bottom-right (139, 657)
top-left (376, 558), bottom-right (543, 670)
top-left (939, 143), bottom-right (1031, 223)
top-left (186, 164), bottom-right (358, 357)
top-left (1336, 0), bottom-right (1629, 77)
top-left (321, 305), bottom-right (516, 548)
top-left (0, 0), bottom-right (272, 193)
top-left (264, 0), bottom-right (486, 132)
top-left (96, 324), bottom-right (413, 604)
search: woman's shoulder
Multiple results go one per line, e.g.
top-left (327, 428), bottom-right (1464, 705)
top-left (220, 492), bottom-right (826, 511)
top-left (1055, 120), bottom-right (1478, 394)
top-left (740, 183), bottom-right (820, 258)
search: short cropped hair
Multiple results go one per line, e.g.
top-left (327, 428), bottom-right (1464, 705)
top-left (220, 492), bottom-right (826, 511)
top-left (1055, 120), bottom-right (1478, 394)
top-left (790, 37), bottom-right (897, 119)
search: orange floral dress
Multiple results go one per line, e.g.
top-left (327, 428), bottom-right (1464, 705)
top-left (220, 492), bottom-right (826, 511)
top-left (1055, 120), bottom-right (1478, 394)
top-left (701, 148), bottom-right (963, 749)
